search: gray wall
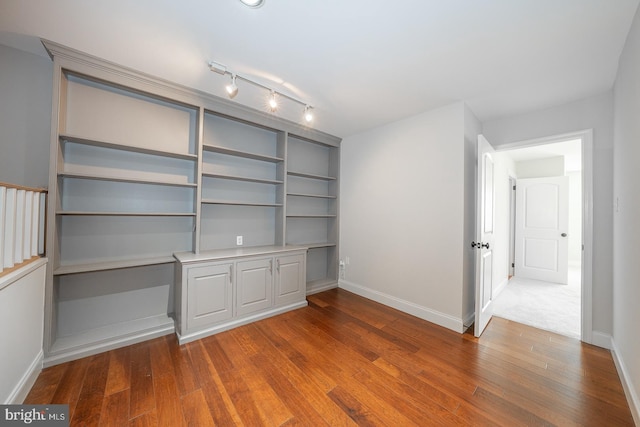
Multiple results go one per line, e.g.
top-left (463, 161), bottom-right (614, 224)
top-left (613, 4), bottom-right (640, 422)
top-left (0, 43), bottom-right (51, 403)
top-left (0, 43), bottom-right (52, 188)
top-left (483, 91), bottom-right (614, 339)
top-left (340, 102), bottom-right (471, 332)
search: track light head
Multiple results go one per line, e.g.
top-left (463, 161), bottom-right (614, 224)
top-left (226, 74), bottom-right (238, 99)
top-left (268, 91), bottom-right (278, 111)
top-left (239, 0), bottom-right (265, 7)
top-left (303, 105), bottom-right (313, 123)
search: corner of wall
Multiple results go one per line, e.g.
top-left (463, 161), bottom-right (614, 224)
top-left (5, 350), bottom-right (43, 404)
top-left (339, 279), bottom-right (467, 333)
top-left (611, 338), bottom-right (640, 426)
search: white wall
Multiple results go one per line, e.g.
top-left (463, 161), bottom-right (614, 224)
top-left (567, 171), bottom-right (582, 266)
top-left (491, 152), bottom-right (516, 296)
top-left (0, 261), bottom-right (47, 403)
top-left (516, 156), bottom-right (564, 178)
top-left (483, 91), bottom-right (614, 338)
top-left (0, 44), bottom-right (52, 187)
top-left (613, 4), bottom-right (640, 423)
top-left (340, 102), bottom-right (470, 331)
top-left (462, 104), bottom-right (481, 326)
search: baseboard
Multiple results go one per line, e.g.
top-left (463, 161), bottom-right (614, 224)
top-left (493, 277), bottom-right (509, 299)
top-left (6, 349), bottom-right (43, 404)
top-left (463, 312), bottom-right (475, 330)
top-left (338, 280), bottom-right (465, 333)
top-left (611, 338), bottom-right (640, 426)
top-left (590, 331), bottom-right (612, 349)
top-left (177, 300), bottom-right (308, 345)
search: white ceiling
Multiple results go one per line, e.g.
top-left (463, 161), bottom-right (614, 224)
top-left (502, 139), bottom-right (582, 172)
top-left (1, 0), bottom-right (638, 138)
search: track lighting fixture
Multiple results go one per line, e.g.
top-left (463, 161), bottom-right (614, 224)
top-left (207, 59), bottom-right (315, 125)
top-left (268, 91), bottom-right (278, 111)
top-left (303, 105), bottom-right (313, 123)
top-left (225, 74), bottom-right (238, 99)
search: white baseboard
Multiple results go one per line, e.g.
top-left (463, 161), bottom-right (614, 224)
top-left (463, 312), bottom-right (475, 330)
top-left (590, 331), bottom-right (612, 349)
top-left (338, 280), bottom-right (465, 333)
top-left (611, 339), bottom-right (640, 426)
top-left (493, 277), bottom-right (509, 299)
top-left (6, 349), bottom-right (43, 404)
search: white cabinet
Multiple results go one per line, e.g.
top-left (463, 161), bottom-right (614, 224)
top-left (186, 263), bottom-right (233, 329)
top-left (275, 253), bottom-right (305, 306)
top-left (175, 246), bottom-right (307, 344)
top-left (237, 258), bottom-right (273, 316)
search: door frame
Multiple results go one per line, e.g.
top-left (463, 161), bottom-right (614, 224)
top-left (493, 129), bottom-right (593, 344)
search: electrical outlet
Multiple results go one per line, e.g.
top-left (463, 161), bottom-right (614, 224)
top-left (236, 235), bottom-right (243, 246)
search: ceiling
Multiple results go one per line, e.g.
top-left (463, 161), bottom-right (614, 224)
top-left (0, 0), bottom-right (638, 138)
top-left (502, 139), bottom-right (582, 172)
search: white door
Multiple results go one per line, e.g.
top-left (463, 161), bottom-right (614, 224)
top-left (474, 135), bottom-right (495, 337)
top-left (515, 176), bottom-right (569, 284)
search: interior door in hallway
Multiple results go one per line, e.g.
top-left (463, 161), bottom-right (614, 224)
top-left (515, 176), bottom-right (569, 284)
top-left (475, 135), bottom-right (496, 337)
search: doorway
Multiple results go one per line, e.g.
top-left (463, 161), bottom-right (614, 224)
top-left (490, 132), bottom-right (590, 341)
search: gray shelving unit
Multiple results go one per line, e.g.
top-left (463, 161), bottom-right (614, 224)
top-left (43, 40), bottom-right (341, 365)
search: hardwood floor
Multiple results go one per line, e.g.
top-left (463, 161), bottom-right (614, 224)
top-left (26, 288), bottom-right (634, 426)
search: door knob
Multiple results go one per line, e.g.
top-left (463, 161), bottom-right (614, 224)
top-left (561, 233), bottom-right (567, 237)
top-left (481, 242), bottom-right (490, 249)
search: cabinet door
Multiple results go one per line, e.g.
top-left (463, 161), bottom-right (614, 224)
top-left (274, 254), bottom-right (306, 306)
top-left (187, 263), bottom-right (233, 329)
top-left (236, 258), bottom-right (273, 316)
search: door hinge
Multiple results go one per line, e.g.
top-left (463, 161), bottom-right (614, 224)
top-left (511, 262), bottom-right (515, 268)
top-left (513, 185), bottom-right (516, 190)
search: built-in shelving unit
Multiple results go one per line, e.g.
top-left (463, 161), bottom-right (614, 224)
top-left (286, 135), bottom-right (340, 294)
top-left (199, 111), bottom-right (286, 252)
top-left (43, 40), bottom-right (341, 366)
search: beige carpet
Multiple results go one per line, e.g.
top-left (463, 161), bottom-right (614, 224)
top-left (492, 266), bottom-right (581, 339)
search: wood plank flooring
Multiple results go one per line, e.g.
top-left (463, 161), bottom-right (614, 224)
top-left (25, 288), bottom-right (634, 426)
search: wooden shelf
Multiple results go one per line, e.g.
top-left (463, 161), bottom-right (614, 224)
top-left (58, 171), bottom-right (197, 188)
top-left (294, 242), bottom-right (336, 249)
top-left (287, 192), bottom-right (337, 199)
top-left (202, 199), bottom-right (283, 207)
top-left (203, 144), bottom-right (283, 163)
top-left (53, 256), bottom-right (176, 276)
top-left (287, 171), bottom-right (336, 181)
top-left (60, 134), bottom-right (198, 161)
top-left (202, 172), bottom-right (283, 185)
top-left (56, 211), bottom-right (196, 217)
top-left (287, 214), bottom-right (337, 219)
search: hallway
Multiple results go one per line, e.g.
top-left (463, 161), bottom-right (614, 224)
top-left (492, 266), bottom-right (581, 338)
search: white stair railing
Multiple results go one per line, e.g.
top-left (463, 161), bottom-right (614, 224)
top-left (0, 182), bottom-right (47, 276)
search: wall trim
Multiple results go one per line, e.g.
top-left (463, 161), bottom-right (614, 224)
top-left (591, 331), bottom-right (612, 349)
top-left (611, 338), bottom-right (640, 426)
top-left (5, 350), bottom-right (43, 404)
top-left (494, 129), bottom-right (594, 345)
top-left (463, 311), bottom-right (475, 330)
top-left (339, 280), bottom-right (465, 333)
top-left (493, 277), bottom-right (509, 299)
